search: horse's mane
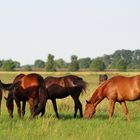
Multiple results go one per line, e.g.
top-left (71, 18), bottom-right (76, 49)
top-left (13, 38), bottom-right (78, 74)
top-left (89, 79), bottom-right (111, 102)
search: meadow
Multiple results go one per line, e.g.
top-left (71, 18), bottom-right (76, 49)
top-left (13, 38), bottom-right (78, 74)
top-left (0, 71), bottom-right (140, 140)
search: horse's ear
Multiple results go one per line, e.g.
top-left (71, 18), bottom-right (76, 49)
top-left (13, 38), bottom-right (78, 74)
top-left (86, 100), bottom-right (91, 104)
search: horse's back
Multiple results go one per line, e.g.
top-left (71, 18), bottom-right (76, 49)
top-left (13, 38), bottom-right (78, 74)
top-left (21, 73), bottom-right (44, 89)
top-left (105, 75), bottom-right (140, 101)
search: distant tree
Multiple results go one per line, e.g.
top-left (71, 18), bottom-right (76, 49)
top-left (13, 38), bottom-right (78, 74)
top-left (110, 49), bottom-right (132, 69)
top-left (45, 54), bottom-right (56, 71)
top-left (102, 55), bottom-right (112, 68)
top-left (23, 65), bottom-right (32, 71)
top-left (2, 59), bottom-right (16, 71)
top-left (69, 55), bottom-right (79, 71)
top-left (14, 61), bottom-right (20, 68)
top-left (90, 58), bottom-right (106, 71)
top-left (55, 58), bottom-right (66, 69)
top-left (34, 59), bottom-right (45, 68)
top-left (0, 60), bottom-right (3, 67)
top-left (116, 59), bottom-right (127, 71)
top-left (78, 57), bottom-right (91, 69)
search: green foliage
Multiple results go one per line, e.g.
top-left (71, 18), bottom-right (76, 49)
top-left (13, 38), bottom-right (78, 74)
top-left (23, 65), bottom-right (32, 71)
top-left (14, 61), bottom-right (20, 68)
top-left (116, 59), bottom-right (127, 71)
top-left (78, 57), bottom-right (91, 69)
top-left (55, 58), bottom-right (67, 68)
top-left (34, 59), bottom-right (45, 68)
top-left (45, 54), bottom-right (56, 71)
top-left (69, 55), bottom-right (79, 71)
top-left (90, 58), bottom-right (106, 71)
top-left (102, 55), bottom-right (112, 68)
top-left (2, 59), bottom-right (16, 71)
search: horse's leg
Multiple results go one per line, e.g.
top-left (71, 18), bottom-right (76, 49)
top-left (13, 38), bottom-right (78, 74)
top-left (21, 101), bottom-right (26, 117)
top-left (15, 98), bottom-right (21, 118)
top-left (109, 100), bottom-right (115, 121)
top-left (120, 101), bottom-right (131, 122)
top-left (71, 95), bottom-right (83, 118)
top-left (51, 99), bottom-right (59, 118)
top-left (28, 98), bottom-right (34, 118)
top-left (40, 106), bottom-right (46, 117)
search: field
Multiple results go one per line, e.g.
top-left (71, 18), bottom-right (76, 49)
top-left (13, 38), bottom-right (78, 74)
top-left (0, 72), bottom-right (140, 140)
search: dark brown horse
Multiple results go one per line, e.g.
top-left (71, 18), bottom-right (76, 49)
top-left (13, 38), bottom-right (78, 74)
top-left (45, 75), bottom-right (87, 118)
top-left (84, 75), bottom-right (140, 122)
top-left (0, 80), bottom-right (13, 115)
top-left (99, 74), bottom-right (108, 84)
top-left (0, 73), bottom-right (47, 118)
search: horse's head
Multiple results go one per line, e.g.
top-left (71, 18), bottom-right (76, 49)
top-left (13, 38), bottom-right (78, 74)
top-left (84, 100), bottom-right (96, 119)
top-left (4, 81), bottom-right (21, 118)
top-left (4, 91), bottom-right (14, 118)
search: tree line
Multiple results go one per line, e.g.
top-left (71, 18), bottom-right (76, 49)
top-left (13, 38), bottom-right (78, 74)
top-left (1, 49), bottom-right (140, 71)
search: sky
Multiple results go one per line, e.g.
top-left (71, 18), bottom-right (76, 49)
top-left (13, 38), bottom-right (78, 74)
top-left (0, 0), bottom-right (140, 65)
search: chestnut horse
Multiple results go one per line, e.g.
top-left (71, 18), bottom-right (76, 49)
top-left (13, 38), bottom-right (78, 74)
top-left (84, 75), bottom-right (140, 122)
top-left (0, 73), bottom-right (47, 118)
top-left (45, 75), bottom-right (87, 118)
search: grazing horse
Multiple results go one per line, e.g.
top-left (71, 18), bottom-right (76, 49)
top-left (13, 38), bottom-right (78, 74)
top-left (84, 75), bottom-right (140, 122)
top-left (99, 74), bottom-right (108, 84)
top-left (0, 80), bottom-right (13, 115)
top-left (45, 75), bottom-right (87, 118)
top-left (0, 73), bottom-right (47, 118)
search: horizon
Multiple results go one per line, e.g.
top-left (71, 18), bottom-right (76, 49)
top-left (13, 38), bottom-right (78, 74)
top-left (0, 1), bottom-right (140, 65)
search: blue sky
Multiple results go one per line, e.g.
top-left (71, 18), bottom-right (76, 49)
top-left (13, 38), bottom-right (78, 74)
top-left (0, 0), bottom-right (140, 65)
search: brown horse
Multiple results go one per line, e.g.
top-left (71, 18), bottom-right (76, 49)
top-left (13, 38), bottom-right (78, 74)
top-left (0, 80), bottom-right (13, 115)
top-left (99, 74), bottom-right (108, 84)
top-left (0, 73), bottom-right (47, 118)
top-left (45, 75), bottom-right (87, 118)
top-left (84, 75), bottom-right (140, 122)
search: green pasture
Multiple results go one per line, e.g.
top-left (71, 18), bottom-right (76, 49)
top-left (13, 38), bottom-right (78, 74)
top-left (0, 72), bottom-right (140, 140)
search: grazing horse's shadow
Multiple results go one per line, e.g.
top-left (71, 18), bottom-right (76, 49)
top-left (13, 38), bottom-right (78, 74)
top-left (45, 113), bottom-right (82, 120)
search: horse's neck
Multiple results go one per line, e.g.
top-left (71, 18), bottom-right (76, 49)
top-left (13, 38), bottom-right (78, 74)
top-left (90, 87), bottom-right (104, 106)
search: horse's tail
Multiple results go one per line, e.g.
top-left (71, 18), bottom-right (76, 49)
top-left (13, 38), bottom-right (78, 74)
top-left (33, 82), bottom-right (47, 117)
top-left (76, 78), bottom-right (87, 95)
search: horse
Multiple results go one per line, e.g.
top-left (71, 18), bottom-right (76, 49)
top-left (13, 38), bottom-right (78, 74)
top-left (44, 75), bottom-right (87, 118)
top-left (99, 74), bottom-right (108, 84)
top-left (0, 73), bottom-right (47, 118)
top-left (84, 75), bottom-right (140, 122)
top-left (0, 89), bottom-right (2, 115)
top-left (0, 80), bottom-right (13, 115)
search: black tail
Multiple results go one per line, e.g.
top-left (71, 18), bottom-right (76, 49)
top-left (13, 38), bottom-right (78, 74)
top-left (76, 79), bottom-right (87, 95)
top-left (33, 85), bottom-right (47, 117)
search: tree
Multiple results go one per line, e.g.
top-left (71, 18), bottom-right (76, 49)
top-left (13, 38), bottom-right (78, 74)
top-left (116, 59), bottom-right (127, 71)
top-left (14, 61), bottom-right (20, 68)
top-left (2, 59), bottom-right (16, 71)
top-left (69, 55), bottom-right (79, 71)
top-left (34, 59), bottom-right (45, 68)
top-left (78, 57), bottom-right (91, 69)
top-left (102, 55), bottom-right (112, 68)
top-left (55, 58), bottom-right (67, 69)
top-left (90, 58), bottom-right (106, 71)
top-left (23, 65), bottom-right (32, 71)
top-left (45, 54), bottom-right (56, 71)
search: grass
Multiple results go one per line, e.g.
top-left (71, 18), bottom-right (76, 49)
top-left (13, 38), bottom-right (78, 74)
top-left (0, 71), bottom-right (140, 140)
